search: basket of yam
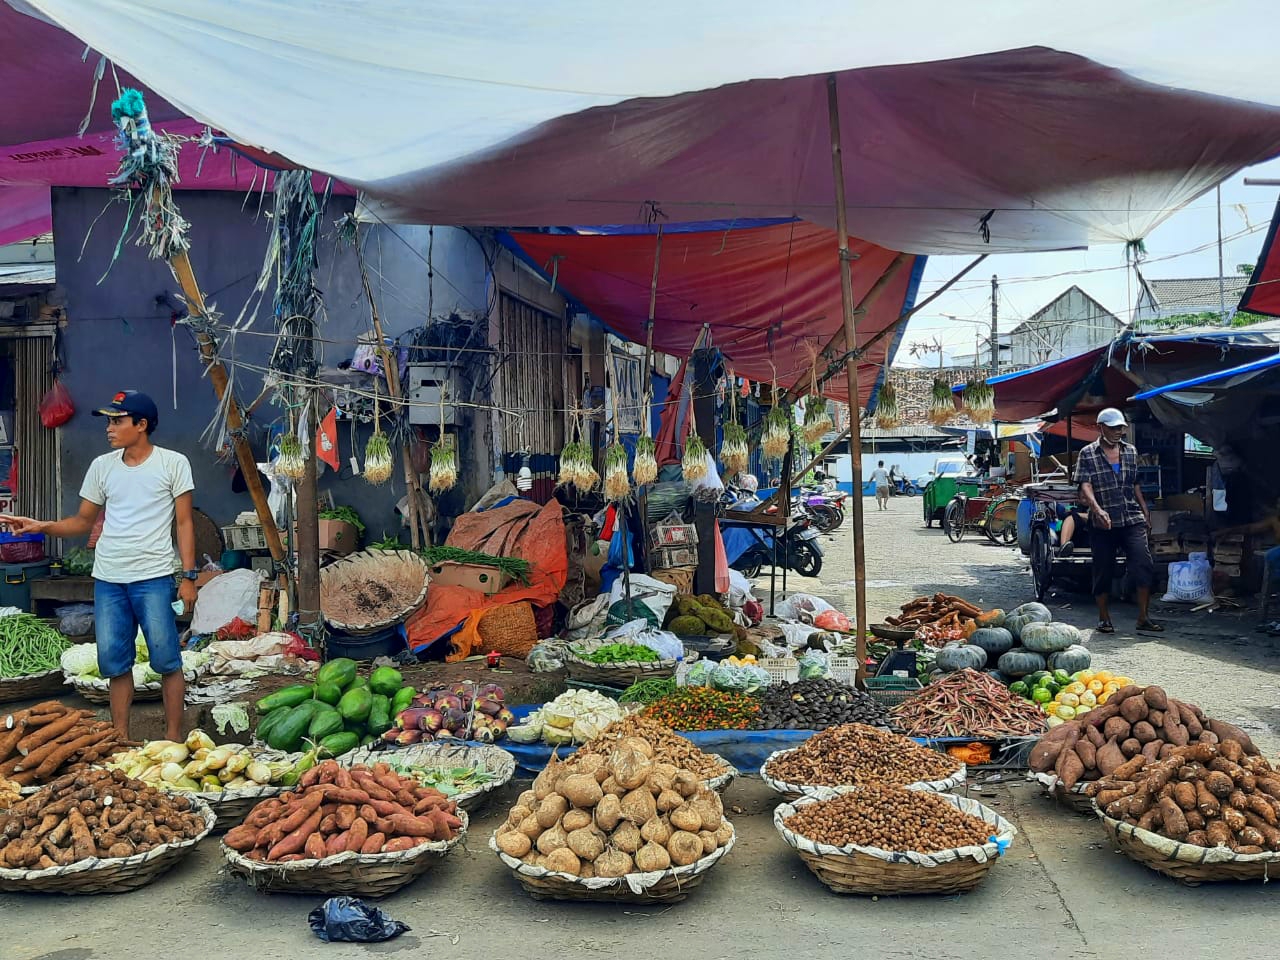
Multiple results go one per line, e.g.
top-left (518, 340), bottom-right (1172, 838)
top-left (760, 724), bottom-right (965, 801)
top-left (574, 715), bottom-right (737, 794)
top-left (0, 768), bottom-right (215, 894)
top-left (774, 785), bottom-right (1015, 895)
top-left (1088, 738), bottom-right (1280, 885)
top-left (220, 759), bottom-right (467, 897)
top-left (491, 739), bottom-right (736, 903)
top-left (1028, 685), bottom-right (1259, 818)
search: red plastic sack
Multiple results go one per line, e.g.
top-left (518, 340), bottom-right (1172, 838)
top-left (814, 609), bottom-right (853, 632)
top-left (38, 380), bottom-right (74, 428)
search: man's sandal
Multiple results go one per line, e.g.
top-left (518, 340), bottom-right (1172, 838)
top-left (1096, 621), bottom-right (1115, 634)
top-left (1137, 620), bottom-right (1165, 634)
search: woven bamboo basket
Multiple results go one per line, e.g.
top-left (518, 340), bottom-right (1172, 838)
top-left (760, 748), bottom-right (965, 802)
top-left (222, 809), bottom-right (468, 897)
top-left (1031, 772), bottom-right (1094, 814)
top-left (67, 675), bottom-right (163, 703)
top-left (0, 799), bottom-right (216, 895)
top-left (702, 755), bottom-right (737, 794)
top-left (338, 742), bottom-right (516, 812)
top-left (320, 549), bottom-right (429, 636)
top-left (774, 794), bottom-right (1015, 895)
top-left (564, 645), bottom-right (697, 686)
top-left (0, 670), bottom-right (67, 704)
top-left (491, 823), bottom-right (735, 903)
top-left (187, 782), bottom-right (288, 833)
top-left (1097, 808), bottom-right (1280, 885)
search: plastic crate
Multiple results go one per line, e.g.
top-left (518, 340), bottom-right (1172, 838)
top-left (222, 524), bottom-right (268, 551)
top-left (864, 675), bottom-right (923, 709)
top-left (828, 656), bottom-right (859, 686)
top-left (761, 657), bottom-right (799, 685)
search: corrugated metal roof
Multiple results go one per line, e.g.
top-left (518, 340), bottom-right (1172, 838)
top-left (1145, 277), bottom-right (1250, 314)
top-left (0, 262), bottom-right (55, 285)
top-left (860, 424), bottom-right (953, 440)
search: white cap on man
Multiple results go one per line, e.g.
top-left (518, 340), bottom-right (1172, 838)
top-left (1096, 407), bottom-right (1127, 427)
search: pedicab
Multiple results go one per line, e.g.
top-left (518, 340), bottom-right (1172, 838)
top-left (941, 477), bottom-right (1020, 544)
top-left (1023, 481), bottom-right (1126, 600)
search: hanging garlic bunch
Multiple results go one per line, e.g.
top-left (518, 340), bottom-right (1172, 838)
top-left (961, 378), bottom-right (995, 423)
top-left (721, 421), bottom-right (749, 475)
top-left (928, 378), bottom-right (957, 425)
top-left (633, 435), bottom-right (658, 486)
top-left (761, 404), bottom-right (792, 463)
top-left (682, 434), bottom-right (709, 483)
top-left (428, 434), bottom-right (457, 494)
top-left (603, 444), bottom-right (631, 501)
top-left (363, 432), bottom-right (393, 485)
top-left (275, 432), bottom-right (306, 481)
top-left (802, 397), bottom-right (834, 446)
top-left (874, 381), bottom-right (900, 429)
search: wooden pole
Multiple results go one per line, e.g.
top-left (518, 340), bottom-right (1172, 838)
top-left (168, 251), bottom-right (286, 563)
top-left (826, 74), bottom-right (869, 681)
top-left (295, 393), bottom-right (321, 632)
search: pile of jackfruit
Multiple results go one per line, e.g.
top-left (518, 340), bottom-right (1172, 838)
top-left (668, 595), bottom-right (736, 636)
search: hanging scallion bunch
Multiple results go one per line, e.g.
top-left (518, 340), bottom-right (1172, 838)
top-left (961, 378), bottom-right (995, 423)
top-left (928, 378), bottom-right (957, 425)
top-left (721, 421), bottom-right (749, 475)
top-left (429, 434), bottom-right (457, 494)
top-left (802, 398), bottom-right (833, 445)
top-left (761, 404), bottom-right (792, 463)
top-left (604, 443), bottom-right (631, 501)
top-left (558, 440), bottom-right (584, 487)
top-left (633, 435), bottom-right (658, 486)
top-left (682, 433), bottom-right (709, 483)
top-left (875, 381), bottom-right (900, 429)
top-left (363, 433), bottom-right (393, 485)
top-left (276, 432), bottom-right (306, 481)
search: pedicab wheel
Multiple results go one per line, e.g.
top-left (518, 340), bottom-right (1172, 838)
top-left (923, 496), bottom-right (933, 528)
top-left (985, 498), bottom-right (1020, 545)
top-left (791, 541), bottom-right (822, 578)
top-left (1030, 525), bottom-right (1053, 600)
top-left (944, 500), bottom-right (966, 543)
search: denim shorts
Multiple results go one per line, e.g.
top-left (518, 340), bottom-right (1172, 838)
top-left (94, 576), bottom-right (181, 678)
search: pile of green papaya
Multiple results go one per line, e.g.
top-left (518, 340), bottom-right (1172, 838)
top-left (254, 658), bottom-right (416, 757)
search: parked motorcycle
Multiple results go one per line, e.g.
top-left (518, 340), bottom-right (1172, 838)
top-left (730, 512), bottom-right (824, 579)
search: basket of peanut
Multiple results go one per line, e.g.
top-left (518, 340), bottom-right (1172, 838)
top-left (773, 784), bottom-right (1014, 895)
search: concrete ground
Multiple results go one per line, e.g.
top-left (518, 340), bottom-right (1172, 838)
top-left (6, 496), bottom-right (1280, 958)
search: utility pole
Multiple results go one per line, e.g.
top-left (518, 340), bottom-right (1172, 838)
top-left (1217, 184), bottom-right (1227, 324)
top-left (990, 274), bottom-right (999, 375)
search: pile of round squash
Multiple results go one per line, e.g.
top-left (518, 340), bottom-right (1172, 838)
top-left (931, 601), bottom-right (1093, 683)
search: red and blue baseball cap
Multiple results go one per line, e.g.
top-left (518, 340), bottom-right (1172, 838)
top-left (92, 390), bottom-right (159, 429)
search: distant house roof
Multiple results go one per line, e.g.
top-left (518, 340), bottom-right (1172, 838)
top-left (0, 262), bottom-right (54, 286)
top-left (1141, 276), bottom-right (1250, 315)
top-left (1008, 285), bottom-right (1121, 336)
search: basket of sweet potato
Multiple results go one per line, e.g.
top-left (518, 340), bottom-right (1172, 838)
top-left (220, 758), bottom-right (467, 896)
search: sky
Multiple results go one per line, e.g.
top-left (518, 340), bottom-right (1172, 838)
top-left (898, 156), bottom-right (1280, 367)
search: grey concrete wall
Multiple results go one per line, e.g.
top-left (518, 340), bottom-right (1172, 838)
top-left (51, 187), bottom-right (492, 545)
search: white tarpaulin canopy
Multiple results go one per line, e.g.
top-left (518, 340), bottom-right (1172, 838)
top-left (12, 1), bottom-right (1280, 253)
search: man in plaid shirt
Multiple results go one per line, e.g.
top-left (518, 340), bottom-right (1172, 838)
top-left (1074, 408), bottom-right (1158, 635)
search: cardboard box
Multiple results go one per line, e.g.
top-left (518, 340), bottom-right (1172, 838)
top-left (428, 561), bottom-right (513, 595)
top-left (1149, 510), bottom-right (1170, 536)
top-left (1165, 493), bottom-right (1204, 513)
top-left (318, 519), bottom-right (359, 555)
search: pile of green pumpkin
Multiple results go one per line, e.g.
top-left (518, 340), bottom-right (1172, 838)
top-left (931, 601), bottom-right (1092, 683)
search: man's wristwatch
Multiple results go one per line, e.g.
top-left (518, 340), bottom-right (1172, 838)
top-left (181, 570), bottom-right (200, 581)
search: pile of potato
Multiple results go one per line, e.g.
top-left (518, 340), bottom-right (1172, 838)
top-left (765, 723), bottom-right (960, 787)
top-left (494, 737), bottom-right (733, 878)
top-left (783, 785), bottom-right (992, 852)
top-left (1087, 740), bottom-right (1280, 853)
top-left (0, 768), bottom-right (207, 868)
top-left (1028, 685), bottom-right (1258, 790)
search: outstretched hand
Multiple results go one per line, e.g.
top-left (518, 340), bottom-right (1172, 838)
top-left (0, 514), bottom-right (43, 535)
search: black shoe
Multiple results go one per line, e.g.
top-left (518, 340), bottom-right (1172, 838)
top-left (1057, 542), bottom-right (1074, 558)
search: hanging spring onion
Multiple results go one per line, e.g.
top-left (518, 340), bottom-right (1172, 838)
top-left (761, 404), bottom-right (792, 463)
top-left (429, 434), bottom-right (457, 494)
top-left (633, 435), bottom-right (658, 486)
top-left (682, 433), bottom-right (709, 483)
top-left (802, 397), bottom-right (833, 446)
top-left (875, 381), bottom-right (901, 429)
top-left (928, 378), bottom-right (957, 425)
top-left (961, 379), bottom-right (995, 422)
top-left (721, 421), bottom-right (749, 476)
top-left (363, 433), bottom-right (393, 484)
top-left (604, 443), bottom-right (631, 502)
top-left (276, 432), bottom-right (306, 481)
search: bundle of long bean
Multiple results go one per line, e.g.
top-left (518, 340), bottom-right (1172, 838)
top-left (890, 669), bottom-right (1047, 738)
top-left (422, 546), bottom-right (532, 585)
top-left (0, 616), bottom-right (72, 678)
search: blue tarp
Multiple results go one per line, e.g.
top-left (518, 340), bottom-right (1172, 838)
top-left (1130, 351), bottom-right (1280, 400)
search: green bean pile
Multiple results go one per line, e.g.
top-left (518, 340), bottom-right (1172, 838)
top-left (0, 615), bottom-right (73, 678)
top-left (421, 546), bottom-right (532, 584)
top-left (619, 677), bottom-right (677, 705)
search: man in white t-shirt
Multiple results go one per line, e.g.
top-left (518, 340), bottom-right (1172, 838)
top-left (1, 391), bottom-right (196, 740)
top-left (869, 460), bottom-right (892, 511)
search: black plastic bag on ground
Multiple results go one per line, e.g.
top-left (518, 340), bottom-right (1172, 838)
top-left (308, 897), bottom-right (410, 943)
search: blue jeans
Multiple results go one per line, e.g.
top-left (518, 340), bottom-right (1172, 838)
top-left (94, 576), bottom-right (181, 678)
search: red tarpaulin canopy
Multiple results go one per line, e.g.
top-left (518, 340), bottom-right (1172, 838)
top-left (1239, 199), bottom-right (1280, 318)
top-left (504, 223), bottom-right (923, 404)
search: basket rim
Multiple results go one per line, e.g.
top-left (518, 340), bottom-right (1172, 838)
top-left (774, 794), bottom-right (1015, 864)
top-left (490, 821), bottom-right (735, 891)
top-left (1030, 771), bottom-right (1089, 795)
top-left (1095, 806), bottom-right (1280, 865)
top-left (0, 667), bottom-right (62, 685)
top-left (222, 807), bottom-right (468, 872)
top-left (0, 797), bottom-right (216, 882)
top-left (320, 548), bottom-right (429, 632)
top-left (338, 743), bottom-right (516, 806)
top-left (760, 747), bottom-right (965, 797)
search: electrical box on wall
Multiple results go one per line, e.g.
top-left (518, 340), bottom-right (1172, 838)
top-left (406, 363), bottom-right (461, 426)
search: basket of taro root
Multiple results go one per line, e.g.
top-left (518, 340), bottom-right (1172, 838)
top-left (220, 758), bottom-right (467, 897)
top-left (773, 784), bottom-right (1016, 895)
top-left (1088, 737), bottom-right (1280, 885)
top-left (0, 768), bottom-right (215, 894)
top-left (760, 724), bottom-right (965, 801)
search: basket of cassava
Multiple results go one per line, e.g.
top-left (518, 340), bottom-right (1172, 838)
top-left (774, 785), bottom-right (1015, 895)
